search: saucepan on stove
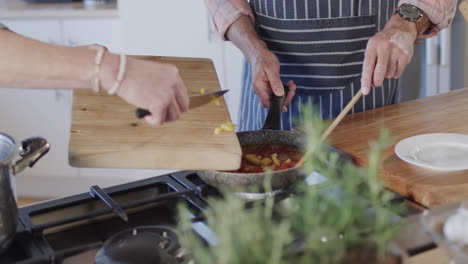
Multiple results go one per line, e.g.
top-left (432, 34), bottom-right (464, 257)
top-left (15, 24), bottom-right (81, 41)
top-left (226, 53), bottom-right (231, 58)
top-left (0, 133), bottom-right (49, 254)
top-left (197, 86), bottom-right (308, 194)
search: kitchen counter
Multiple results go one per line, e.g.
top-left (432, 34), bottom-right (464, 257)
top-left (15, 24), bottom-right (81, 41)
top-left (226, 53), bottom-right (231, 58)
top-left (0, 0), bottom-right (118, 19)
top-left (328, 87), bottom-right (468, 208)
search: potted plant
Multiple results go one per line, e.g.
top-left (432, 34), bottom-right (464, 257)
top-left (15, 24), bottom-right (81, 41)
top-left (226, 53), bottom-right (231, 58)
top-left (178, 111), bottom-right (405, 263)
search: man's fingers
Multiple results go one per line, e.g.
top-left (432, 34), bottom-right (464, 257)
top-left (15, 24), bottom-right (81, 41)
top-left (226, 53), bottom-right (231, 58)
top-left (387, 55), bottom-right (398, 79)
top-left (372, 48), bottom-right (389, 87)
top-left (361, 45), bottom-right (377, 95)
top-left (395, 56), bottom-right (406, 78)
top-left (253, 78), bottom-right (272, 107)
top-left (283, 80), bottom-right (296, 112)
top-left (265, 70), bottom-right (284, 97)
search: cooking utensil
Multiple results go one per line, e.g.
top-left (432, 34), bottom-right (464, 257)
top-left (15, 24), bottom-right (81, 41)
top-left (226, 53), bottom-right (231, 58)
top-left (89, 185), bottom-right (128, 222)
top-left (197, 86), bottom-right (307, 191)
top-left (296, 89), bottom-right (363, 167)
top-left (135, 90), bottom-right (229, 119)
top-left (0, 133), bottom-right (49, 254)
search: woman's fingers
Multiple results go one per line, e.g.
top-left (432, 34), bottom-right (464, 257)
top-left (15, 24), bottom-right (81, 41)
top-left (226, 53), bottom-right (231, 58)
top-left (175, 76), bottom-right (189, 112)
top-left (165, 97), bottom-right (182, 123)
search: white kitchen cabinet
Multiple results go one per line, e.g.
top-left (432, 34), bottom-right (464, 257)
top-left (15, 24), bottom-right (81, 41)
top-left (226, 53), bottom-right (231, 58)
top-left (1, 19), bottom-right (62, 44)
top-left (118, 0), bottom-right (225, 87)
top-left (0, 20), bottom-right (80, 181)
top-left (61, 18), bottom-right (123, 52)
top-left (0, 88), bottom-right (79, 180)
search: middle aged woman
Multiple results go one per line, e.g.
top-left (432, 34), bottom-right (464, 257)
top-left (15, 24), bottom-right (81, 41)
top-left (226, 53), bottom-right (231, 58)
top-left (206, 0), bottom-right (457, 131)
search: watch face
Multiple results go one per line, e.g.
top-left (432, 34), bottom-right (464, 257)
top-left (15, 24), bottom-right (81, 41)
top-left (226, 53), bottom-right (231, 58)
top-left (400, 4), bottom-right (421, 20)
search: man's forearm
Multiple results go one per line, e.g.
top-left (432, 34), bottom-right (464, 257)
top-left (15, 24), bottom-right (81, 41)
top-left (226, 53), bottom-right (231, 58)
top-left (0, 29), bottom-right (116, 90)
top-left (225, 15), bottom-right (268, 63)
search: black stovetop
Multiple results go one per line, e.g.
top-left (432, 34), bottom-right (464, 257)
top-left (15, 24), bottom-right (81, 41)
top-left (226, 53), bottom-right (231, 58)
top-left (3, 172), bottom-right (215, 264)
top-left (2, 171), bottom-right (420, 264)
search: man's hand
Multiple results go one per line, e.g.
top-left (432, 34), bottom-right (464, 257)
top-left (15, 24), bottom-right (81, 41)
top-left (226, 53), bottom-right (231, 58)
top-left (361, 14), bottom-right (418, 95)
top-left (225, 15), bottom-right (296, 112)
top-left (249, 47), bottom-right (296, 112)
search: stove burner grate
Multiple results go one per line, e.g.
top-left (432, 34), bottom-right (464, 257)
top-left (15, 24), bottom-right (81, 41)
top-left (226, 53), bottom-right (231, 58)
top-left (94, 226), bottom-right (184, 264)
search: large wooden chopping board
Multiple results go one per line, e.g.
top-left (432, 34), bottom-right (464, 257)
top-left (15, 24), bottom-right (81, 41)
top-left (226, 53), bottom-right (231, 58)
top-left (69, 56), bottom-right (242, 170)
top-left (327, 87), bottom-right (468, 208)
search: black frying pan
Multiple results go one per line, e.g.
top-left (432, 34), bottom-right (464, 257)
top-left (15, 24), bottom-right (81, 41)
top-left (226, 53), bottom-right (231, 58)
top-left (197, 86), bottom-right (307, 191)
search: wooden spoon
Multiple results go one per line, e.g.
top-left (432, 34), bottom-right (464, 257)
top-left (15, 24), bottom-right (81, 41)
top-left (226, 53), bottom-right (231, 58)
top-left (296, 89), bottom-right (363, 167)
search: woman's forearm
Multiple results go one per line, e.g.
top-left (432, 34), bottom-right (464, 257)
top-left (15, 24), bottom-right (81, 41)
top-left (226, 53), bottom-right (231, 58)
top-left (225, 15), bottom-right (268, 63)
top-left (0, 29), bottom-right (117, 90)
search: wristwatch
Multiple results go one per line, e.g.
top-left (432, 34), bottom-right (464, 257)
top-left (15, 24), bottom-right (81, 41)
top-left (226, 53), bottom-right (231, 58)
top-left (396, 4), bottom-right (432, 36)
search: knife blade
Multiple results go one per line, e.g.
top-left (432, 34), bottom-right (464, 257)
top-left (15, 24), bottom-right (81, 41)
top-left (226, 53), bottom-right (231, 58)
top-left (135, 89), bottom-right (229, 119)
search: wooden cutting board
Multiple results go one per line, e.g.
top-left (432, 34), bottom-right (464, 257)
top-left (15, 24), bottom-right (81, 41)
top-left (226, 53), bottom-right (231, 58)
top-left (327, 87), bottom-right (468, 208)
top-left (69, 56), bottom-right (242, 171)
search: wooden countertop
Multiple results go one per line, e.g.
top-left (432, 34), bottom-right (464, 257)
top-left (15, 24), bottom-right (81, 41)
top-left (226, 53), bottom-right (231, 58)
top-left (0, 0), bottom-right (118, 19)
top-left (328, 88), bottom-right (468, 208)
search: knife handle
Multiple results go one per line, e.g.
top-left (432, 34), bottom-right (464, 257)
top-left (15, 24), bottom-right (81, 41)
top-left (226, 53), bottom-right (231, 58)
top-left (135, 108), bottom-right (150, 119)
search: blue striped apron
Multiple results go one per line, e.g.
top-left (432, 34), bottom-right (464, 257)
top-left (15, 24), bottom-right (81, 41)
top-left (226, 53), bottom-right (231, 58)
top-left (238, 0), bottom-right (400, 131)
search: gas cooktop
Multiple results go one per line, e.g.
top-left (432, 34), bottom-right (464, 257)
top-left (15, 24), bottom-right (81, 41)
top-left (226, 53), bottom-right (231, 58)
top-left (2, 171), bottom-right (419, 264)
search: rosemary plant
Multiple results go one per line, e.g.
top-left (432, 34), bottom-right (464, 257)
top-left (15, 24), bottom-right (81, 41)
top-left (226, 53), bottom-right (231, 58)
top-left (178, 109), bottom-right (403, 263)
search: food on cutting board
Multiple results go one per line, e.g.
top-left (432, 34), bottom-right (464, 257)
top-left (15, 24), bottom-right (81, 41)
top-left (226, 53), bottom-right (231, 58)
top-left (211, 97), bottom-right (221, 106)
top-left (228, 144), bottom-right (302, 173)
top-left (214, 121), bottom-right (236, 134)
top-left (199, 88), bottom-right (206, 94)
top-left (443, 207), bottom-right (468, 245)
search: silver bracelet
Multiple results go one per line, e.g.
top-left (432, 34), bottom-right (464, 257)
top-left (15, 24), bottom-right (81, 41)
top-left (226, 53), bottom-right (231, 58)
top-left (107, 54), bottom-right (127, 95)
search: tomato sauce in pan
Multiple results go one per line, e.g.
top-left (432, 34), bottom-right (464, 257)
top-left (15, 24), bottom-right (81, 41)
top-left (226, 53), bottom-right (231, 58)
top-left (227, 144), bottom-right (303, 173)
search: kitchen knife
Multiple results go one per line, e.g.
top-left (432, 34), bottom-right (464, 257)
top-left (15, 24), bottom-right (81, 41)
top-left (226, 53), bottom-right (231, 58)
top-left (135, 89), bottom-right (229, 119)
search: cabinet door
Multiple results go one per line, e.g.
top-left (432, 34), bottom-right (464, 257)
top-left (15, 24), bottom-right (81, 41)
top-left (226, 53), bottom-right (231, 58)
top-left (0, 88), bottom-right (79, 179)
top-left (119, 0), bottom-right (214, 57)
top-left (0, 20), bottom-right (62, 44)
top-left (61, 18), bottom-right (123, 52)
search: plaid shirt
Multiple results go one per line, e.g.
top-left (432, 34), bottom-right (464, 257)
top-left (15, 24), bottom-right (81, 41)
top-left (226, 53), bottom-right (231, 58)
top-left (205, 0), bottom-right (458, 39)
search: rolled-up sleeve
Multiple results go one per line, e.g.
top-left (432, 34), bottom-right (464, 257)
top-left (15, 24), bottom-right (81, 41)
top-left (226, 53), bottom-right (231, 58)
top-left (205, 0), bottom-right (255, 40)
top-left (398, 0), bottom-right (458, 37)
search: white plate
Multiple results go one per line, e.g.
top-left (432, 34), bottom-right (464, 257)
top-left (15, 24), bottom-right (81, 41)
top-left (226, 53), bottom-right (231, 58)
top-left (395, 133), bottom-right (468, 171)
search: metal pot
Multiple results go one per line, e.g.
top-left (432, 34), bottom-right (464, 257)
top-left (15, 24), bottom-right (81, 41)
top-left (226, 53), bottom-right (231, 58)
top-left (0, 133), bottom-right (49, 254)
top-left (197, 86), bottom-right (307, 192)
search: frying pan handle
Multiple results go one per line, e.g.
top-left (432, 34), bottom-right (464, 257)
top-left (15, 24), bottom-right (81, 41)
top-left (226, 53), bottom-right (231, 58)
top-left (262, 85), bottom-right (289, 130)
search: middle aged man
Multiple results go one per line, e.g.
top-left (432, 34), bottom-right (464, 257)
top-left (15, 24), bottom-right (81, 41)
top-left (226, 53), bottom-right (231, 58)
top-left (206, 0), bottom-right (458, 131)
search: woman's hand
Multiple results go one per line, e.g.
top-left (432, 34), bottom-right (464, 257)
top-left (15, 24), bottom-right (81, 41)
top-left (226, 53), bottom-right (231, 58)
top-left (249, 47), bottom-right (296, 112)
top-left (361, 14), bottom-right (419, 95)
top-left (100, 54), bottom-right (190, 126)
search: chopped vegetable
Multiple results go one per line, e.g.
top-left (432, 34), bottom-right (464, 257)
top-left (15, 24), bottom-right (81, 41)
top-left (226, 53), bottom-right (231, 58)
top-left (226, 144), bottom-right (302, 173)
top-left (271, 153), bottom-right (281, 166)
top-left (214, 121), bottom-right (236, 134)
top-left (211, 98), bottom-right (221, 106)
top-left (199, 88), bottom-right (206, 94)
top-left (245, 154), bottom-right (262, 166)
